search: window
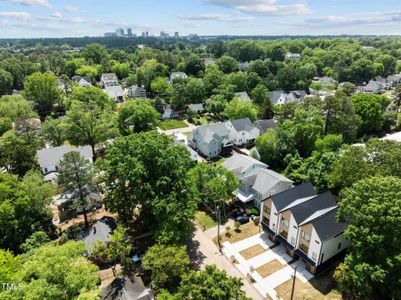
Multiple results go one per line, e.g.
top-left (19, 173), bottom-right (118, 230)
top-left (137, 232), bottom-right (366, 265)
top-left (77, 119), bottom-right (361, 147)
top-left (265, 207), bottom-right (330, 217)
top-left (272, 224), bottom-right (276, 230)
top-left (44, 167), bottom-right (48, 173)
top-left (262, 216), bottom-right (269, 225)
top-left (281, 218), bottom-right (289, 228)
top-left (263, 205), bottom-right (271, 214)
top-left (301, 230), bottom-right (311, 242)
top-left (311, 252), bottom-right (317, 261)
top-left (338, 242), bottom-right (342, 249)
top-left (291, 237), bottom-right (295, 245)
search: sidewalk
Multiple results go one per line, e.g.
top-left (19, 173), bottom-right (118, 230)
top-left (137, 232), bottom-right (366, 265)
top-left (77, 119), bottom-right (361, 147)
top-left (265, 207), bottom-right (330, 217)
top-left (189, 224), bottom-right (265, 300)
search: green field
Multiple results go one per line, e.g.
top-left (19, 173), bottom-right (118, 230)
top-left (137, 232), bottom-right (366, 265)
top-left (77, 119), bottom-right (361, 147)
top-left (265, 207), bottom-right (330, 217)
top-left (159, 119), bottom-right (188, 130)
top-left (195, 211), bottom-right (217, 230)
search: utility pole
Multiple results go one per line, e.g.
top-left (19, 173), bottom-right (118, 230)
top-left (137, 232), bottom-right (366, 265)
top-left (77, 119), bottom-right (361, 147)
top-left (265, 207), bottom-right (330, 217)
top-left (216, 205), bottom-right (222, 253)
top-left (290, 266), bottom-right (298, 300)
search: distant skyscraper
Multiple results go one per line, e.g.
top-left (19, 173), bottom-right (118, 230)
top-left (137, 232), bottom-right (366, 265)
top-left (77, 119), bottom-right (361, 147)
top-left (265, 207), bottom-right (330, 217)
top-left (104, 32), bottom-right (117, 37)
top-left (116, 28), bottom-right (124, 37)
top-left (174, 32), bottom-right (179, 38)
top-left (127, 28), bottom-right (133, 37)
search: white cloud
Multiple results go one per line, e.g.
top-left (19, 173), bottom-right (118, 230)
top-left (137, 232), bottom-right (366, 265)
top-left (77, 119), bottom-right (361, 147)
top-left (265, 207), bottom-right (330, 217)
top-left (51, 12), bottom-right (63, 19)
top-left (63, 5), bottom-right (79, 13)
top-left (203, 0), bottom-right (312, 16)
top-left (293, 10), bottom-right (401, 27)
top-left (0, 11), bottom-right (31, 21)
top-left (6, 0), bottom-right (51, 9)
top-left (178, 13), bottom-right (253, 22)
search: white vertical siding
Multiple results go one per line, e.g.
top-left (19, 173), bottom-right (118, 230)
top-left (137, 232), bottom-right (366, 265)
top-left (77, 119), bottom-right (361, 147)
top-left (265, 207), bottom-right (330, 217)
top-left (287, 214), bottom-right (298, 246)
top-left (270, 203), bottom-right (279, 233)
top-left (319, 232), bottom-right (349, 264)
top-left (307, 228), bottom-right (322, 264)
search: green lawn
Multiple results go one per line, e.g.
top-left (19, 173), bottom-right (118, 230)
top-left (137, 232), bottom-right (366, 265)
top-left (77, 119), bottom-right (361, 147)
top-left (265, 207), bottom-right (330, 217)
top-left (159, 119), bottom-right (188, 130)
top-left (195, 211), bottom-right (217, 230)
top-left (215, 158), bottom-right (226, 166)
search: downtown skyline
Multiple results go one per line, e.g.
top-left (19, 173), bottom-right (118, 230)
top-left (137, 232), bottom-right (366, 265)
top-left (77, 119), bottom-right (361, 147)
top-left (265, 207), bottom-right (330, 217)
top-left (1, 0), bottom-right (401, 38)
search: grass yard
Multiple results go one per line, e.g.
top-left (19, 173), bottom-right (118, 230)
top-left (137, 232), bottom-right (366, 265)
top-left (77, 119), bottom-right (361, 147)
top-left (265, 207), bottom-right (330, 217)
top-left (215, 222), bottom-right (261, 244)
top-left (183, 131), bottom-right (192, 136)
top-left (195, 211), bottom-right (217, 230)
top-left (239, 244), bottom-right (266, 260)
top-left (256, 260), bottom-right (285, 278)
top-left (275, 268), bottom-right (342, 300)
top-left (159, 119), bottom-right (188, 130)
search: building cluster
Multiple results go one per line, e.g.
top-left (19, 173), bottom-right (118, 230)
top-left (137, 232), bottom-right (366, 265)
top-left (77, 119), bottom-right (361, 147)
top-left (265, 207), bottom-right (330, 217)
top-left (356, 73), bottom-right (401, 94)
top-left (101, 73), bottom-right (124, 103)
top-left (260, 182), bottom-right (349, 274)
top-left (104, 28), bottom-right (134, 38)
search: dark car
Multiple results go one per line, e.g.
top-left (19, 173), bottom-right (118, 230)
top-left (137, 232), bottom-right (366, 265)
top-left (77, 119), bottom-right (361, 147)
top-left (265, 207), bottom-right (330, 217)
top-left (235, 215), bottom-right (249, 225)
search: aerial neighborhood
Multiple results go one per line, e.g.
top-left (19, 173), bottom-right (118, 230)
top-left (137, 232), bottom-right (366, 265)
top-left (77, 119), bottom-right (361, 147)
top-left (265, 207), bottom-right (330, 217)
top-left (0, 32), bottom-right (400, 300)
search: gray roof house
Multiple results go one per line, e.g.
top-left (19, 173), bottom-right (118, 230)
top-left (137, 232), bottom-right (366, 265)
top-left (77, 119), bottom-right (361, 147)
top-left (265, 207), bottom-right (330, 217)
top-left (101, 276), bottom-right (154, 300)
top-left (254, 119), bottom-right (276, 134)
top-left (270, 90), bottom-right (307, 105)
top-left (187, 103), bottom-right (205, 114)
top-left (169, 72), bottom-right (188, 83)
top-left (188, 122), bottom-right (233, 158)
top-left (315, 76), bottom-right (337, 85)
top-left (285, 52), bottom-right (301, 61)
top-left (72, 76), bottom-right (92, 87)
top-left (386, 74), bottom-right (401, 87)
top-left (260, 186), bottom-right (349, 274)
top-left (78, 216), bottom-right (117, 252)
top-left (72, 76), bottom-right (91, 87)
top-left (128, 85), bottom-right (147, 99)
top-left (356, 80), bottom-right (384, 94)
top-left (37, 145), bottom-right (93, 182)
top-left (235, 91), bottom-right (251, 102)
top-left (105, 85), bottom-right (124, 103)
top-left (240, 63), bottom-right (250, 72)
top-left (188, 118), bottom-right (261, 158)
top-left (222, 153), bottom-right (293, 207)
top-left (101, 73), bottom-right (119, 87)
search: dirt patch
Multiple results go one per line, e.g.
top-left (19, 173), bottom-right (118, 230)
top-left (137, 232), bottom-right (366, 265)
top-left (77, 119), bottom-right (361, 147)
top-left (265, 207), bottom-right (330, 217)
top-left (275, 268), bottom-right (342, 300)
top-left (98, 264), bottom-right (122, 289)
top-left (215, 222), bottom-right (261, 244)
top-left (256, 259), bottom-right (285, 278)
top-left (239, 244), bottom-right (266, 260)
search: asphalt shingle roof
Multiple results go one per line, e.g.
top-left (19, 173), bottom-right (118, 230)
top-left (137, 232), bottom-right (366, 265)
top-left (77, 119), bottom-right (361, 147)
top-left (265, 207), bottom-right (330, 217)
top-left (310, 208), bottom-right (348, 242)
top-left (230, 118), bottom-right (255, 132)
top-left (269, 182), bottom-right (317, 212)
top-left (37, 145), bottom-right (93, 169)
top-left (254, 119), bottom-right (276, 133)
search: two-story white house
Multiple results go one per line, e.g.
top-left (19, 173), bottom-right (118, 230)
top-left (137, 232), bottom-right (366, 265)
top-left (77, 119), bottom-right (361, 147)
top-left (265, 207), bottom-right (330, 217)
top-left (101, 73), bottom-right (119, 87)
top-left (72, 76), bottom-right (92, 87)
top-left (222, 154), bottom-right (293, 207)
top-left (188, 118), bottom-right (261, 158)
top-left (37, 145), bottom-right (93, 183)
top-left (187, 122), bottom-right (233, 158)
top-left (260, 184), bottom-right (349, 274)
top-left (226, 118), bottom-right (260, 147)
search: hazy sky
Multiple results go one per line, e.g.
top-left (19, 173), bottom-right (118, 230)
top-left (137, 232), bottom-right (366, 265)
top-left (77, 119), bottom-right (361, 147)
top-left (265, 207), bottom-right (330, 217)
top-left (1, 0), bottom-right (401, 38)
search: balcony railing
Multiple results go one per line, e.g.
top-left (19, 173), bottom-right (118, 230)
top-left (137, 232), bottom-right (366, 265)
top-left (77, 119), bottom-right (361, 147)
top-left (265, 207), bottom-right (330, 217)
top-left (279, 230), bottom-right (288, 239)
top-left (299, 243), bottom-right (309, 254)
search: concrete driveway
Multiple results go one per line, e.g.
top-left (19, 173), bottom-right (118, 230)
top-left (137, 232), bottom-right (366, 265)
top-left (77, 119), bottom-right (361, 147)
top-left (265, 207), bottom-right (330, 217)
top-left (187, 224), bottom-right (265, 300)
top-left (222, 232), bottom-right (314, 299)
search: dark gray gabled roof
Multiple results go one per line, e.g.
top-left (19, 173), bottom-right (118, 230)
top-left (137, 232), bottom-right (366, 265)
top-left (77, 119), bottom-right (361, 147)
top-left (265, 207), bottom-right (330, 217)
top-left (230, 118), bottom-right (255, 132)
top-left (270, 90), bottom-right (285, 104)
top-left (310, 208), bottom-right (348, 243)
top-left (101, 276), bottom-right (153, 300)
top-left (268, 182), bottom-right (317, 211)
top-left (78, 216), bottom-right (117, 252)
top-left (289, 191), bottom-right (338, 224)
top-left (254, 119), bottom-right (276, 133)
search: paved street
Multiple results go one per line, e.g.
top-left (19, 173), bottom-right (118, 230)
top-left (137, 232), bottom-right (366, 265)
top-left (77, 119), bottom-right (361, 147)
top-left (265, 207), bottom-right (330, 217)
top-left (187, 224), bottom-right (265, 300)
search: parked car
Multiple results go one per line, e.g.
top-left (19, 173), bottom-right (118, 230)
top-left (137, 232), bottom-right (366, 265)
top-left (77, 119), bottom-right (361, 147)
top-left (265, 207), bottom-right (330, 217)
top-left (235, 215), bottom-right (249, 225)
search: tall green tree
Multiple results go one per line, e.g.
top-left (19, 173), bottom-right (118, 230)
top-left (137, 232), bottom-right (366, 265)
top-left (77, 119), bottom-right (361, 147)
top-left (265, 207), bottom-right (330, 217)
top-left (223, 98), bottom-right (259, 121)
top-left (0, 241), bottom-right (99, 299)
top-left (217, 55), bottom-right (238, 74)
top-left (39, 117), bottom-right (66, 147)
top-left (0, 69), bottom-right (13, 93)
top-left (334, 176), bottom-right (401, 299)
top-left (57, 151), bottom-right (95, 228)
top-left (350, 94), bottom-right (390, 136)
top-left (81, 43), bottom-right (108, 64)
top-left (118, 99), bottom-right (160, 135)
top-left (64, 101), bottom-right (118, 158)
top-left (23, 72), bottom-right (60, 119)
top-left (0, 172), bottom-right (53, 252)
top-left (171, 265), bottom-right (250, 300)
top-left (99, 132), bottom-right (199, 243)
top-left (142, 244), bottom-right (190, 291)
top-left (66, 85), bottom-right (114, 110)
top-left (0, 130), bottom-right (37, 177)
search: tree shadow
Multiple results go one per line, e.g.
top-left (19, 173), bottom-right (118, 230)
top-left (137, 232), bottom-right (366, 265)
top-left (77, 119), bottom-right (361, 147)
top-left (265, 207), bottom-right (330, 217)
top-left (185, 224), bottom-right (206, 271)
